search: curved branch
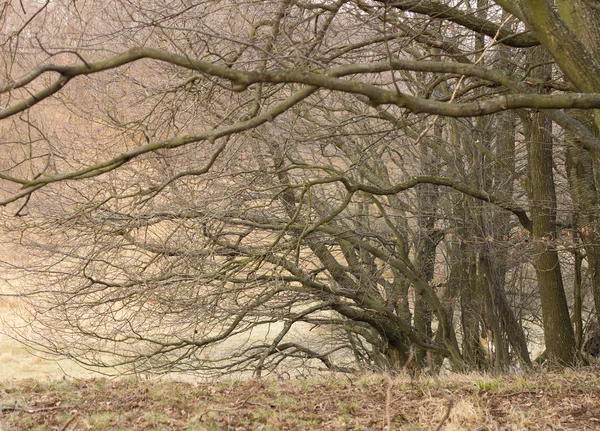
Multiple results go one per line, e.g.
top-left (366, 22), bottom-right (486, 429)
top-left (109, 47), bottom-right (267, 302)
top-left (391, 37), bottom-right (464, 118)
top-left (221, 172), bottom-right (531, 232)
top-left (375, 0), bottom-right (539, 47)
top-left (0, 86), bottom-right (318, 206)
top-left (344, 175), bottom-right (532, 231)
top-left (3, 48), bottom-right (600, 205)
top-left (4, 48), bottom-right (600, 122)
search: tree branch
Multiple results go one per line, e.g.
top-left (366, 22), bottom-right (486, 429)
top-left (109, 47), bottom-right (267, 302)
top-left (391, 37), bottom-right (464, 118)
top-left (376, 0), bottom-right (538, 47)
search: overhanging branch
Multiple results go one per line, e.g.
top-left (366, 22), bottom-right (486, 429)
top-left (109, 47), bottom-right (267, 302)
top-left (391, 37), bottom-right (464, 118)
top-left (2, 48), bottom-right (600, 204)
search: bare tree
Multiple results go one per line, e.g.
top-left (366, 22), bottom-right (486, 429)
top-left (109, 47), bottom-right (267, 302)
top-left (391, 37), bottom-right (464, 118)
top-left (1, 0), bottom-right (600, 374)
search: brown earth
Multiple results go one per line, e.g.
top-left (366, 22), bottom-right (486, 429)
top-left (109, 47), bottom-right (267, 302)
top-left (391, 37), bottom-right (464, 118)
top-left (1, 368), bottom-right (600, 430)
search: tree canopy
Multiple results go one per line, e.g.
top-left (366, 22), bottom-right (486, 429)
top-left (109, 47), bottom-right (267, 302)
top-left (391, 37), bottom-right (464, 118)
top-left (2, 0), bottom-right (600, 375)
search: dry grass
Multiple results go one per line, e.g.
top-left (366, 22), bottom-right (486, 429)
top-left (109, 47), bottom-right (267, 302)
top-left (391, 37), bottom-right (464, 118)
top-left (0, 296), bottom-right (94, 381)
top-left (1, 368), bottom-right (600, 430)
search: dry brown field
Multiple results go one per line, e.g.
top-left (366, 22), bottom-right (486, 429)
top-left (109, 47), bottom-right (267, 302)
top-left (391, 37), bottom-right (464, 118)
top-left (1, 369), bottom-right (600, 430)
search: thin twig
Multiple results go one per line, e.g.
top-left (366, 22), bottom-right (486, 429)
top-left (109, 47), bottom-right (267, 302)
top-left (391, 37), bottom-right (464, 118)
top-left (385, 375), bottom-right (392, 430)
top-left (383, 350), bottom-right (415, 430)
top-left (198, 389), bottom-right (257, 420)
top-left (427, 351), bottom-right (454, 431)
top-left (0, 405), bottom-right (74, 413)
top-left (434, 395), bottom-right (453, 431)
top-left (496, 390), bottom-right (538, 398)
top-left (413, 14), bottom-right (514, 148)
top-left (58, 412), bottom-right (79, 431)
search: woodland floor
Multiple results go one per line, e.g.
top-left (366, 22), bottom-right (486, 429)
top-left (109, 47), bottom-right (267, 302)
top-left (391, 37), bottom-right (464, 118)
top-left (1, 367), bottom-right (600, 430)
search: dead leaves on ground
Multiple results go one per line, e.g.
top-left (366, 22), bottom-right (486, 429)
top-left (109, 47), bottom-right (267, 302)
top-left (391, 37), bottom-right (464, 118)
top-left (1, 368), bottom-right (600, 430)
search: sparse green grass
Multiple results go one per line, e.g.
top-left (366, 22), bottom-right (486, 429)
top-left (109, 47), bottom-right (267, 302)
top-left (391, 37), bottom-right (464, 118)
top-left (474, 378), bottom-right (499, 392)
top-left (87, 411), bottom-right (114, 428)
top-left (1, 369), bottom-right (600, 430)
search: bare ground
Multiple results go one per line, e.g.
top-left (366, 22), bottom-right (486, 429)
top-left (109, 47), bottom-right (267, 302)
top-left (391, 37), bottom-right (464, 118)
top-left (1, 367), bottom-right (600, 430)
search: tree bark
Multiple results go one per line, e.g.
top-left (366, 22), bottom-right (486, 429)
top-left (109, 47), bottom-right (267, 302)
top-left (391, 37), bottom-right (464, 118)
top-left (526, 47), bottom-right (577, 364)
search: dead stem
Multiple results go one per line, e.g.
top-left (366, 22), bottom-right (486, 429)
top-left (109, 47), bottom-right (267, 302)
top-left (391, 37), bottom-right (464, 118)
top-left (427, 351), bottom-right (454, 431)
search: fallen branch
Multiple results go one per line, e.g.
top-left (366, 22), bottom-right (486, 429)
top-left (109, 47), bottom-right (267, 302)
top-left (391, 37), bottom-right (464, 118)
top-left (0, 404), bottom-right (74, 413)
top-left (496, 390), bottom-right (538, 398)
top-left (59, 412), bottom-right (80, 431)
top-left (197, 389), bottom-right (258, 420)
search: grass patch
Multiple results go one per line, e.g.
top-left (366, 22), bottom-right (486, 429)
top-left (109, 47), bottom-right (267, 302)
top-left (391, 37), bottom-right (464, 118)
top-left (1, 368), bottom-right (600, 430)
top-left (474, 378), bottom-right (499, 392)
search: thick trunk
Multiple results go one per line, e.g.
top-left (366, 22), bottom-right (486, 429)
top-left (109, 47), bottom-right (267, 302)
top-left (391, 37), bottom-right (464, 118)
top-left (528, 139), bottom-right (577, 363)
top-left (526, 48), bottom-right (577, 364)
top-left (556, 0), bottom-right (600, 69)
top-left (517, 0), bottom-right (600, 93)
top-left (477, 253), bottom-right (510, 369)
top-left (566, 145), bottom-right (600, 325)
top-left (559, 0), bottom-right (600, 325)
top-left (413, 226), bottom-right (439, 366)
top-left (491, 273), bottom-right (532, 367)
top-left (573, 248), bottom-right (584, 352)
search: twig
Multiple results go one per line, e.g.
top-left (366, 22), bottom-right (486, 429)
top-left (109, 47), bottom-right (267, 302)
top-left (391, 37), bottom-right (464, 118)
top-left (496, 390), bottom-right (538, 398)
top-left (402, 349), bottom-right (415, 374)
top-left (413, 14), bottom-right (514, 149)
top-left (0, 405), bottom-right (74, 413)
top-left (427, 351), bottom-right (454, 431)
top-left (385, 375), bottom-right (392, 430)
top-left (383, 351), bottom-right (415, 430)
top-left (59, 412), bottom-right (79, 431)
top-left (434, 395), bottom-right (453, 431)
top-left (198, 389), bottom-right (257, 419)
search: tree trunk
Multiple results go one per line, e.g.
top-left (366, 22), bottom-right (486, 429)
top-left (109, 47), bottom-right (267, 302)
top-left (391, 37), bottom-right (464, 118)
top-left (460, 254), bottom-right (488, 369)
top-left (525, 47), bottom-right (577, 364)
top-left (491, 22), bottom-right (532, 369)
top-left (559, 0), bottom-right (600, 328)
top-left (566, 144), bottom-right (600, 325)
top-left (413, 134), bottom-right (442, 367)
top-left (573, 247), bottom-right (584, 352)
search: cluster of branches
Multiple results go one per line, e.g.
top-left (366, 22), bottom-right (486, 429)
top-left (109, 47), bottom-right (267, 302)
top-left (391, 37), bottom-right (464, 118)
top-left (1, 0), bottom-right (600, 375)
